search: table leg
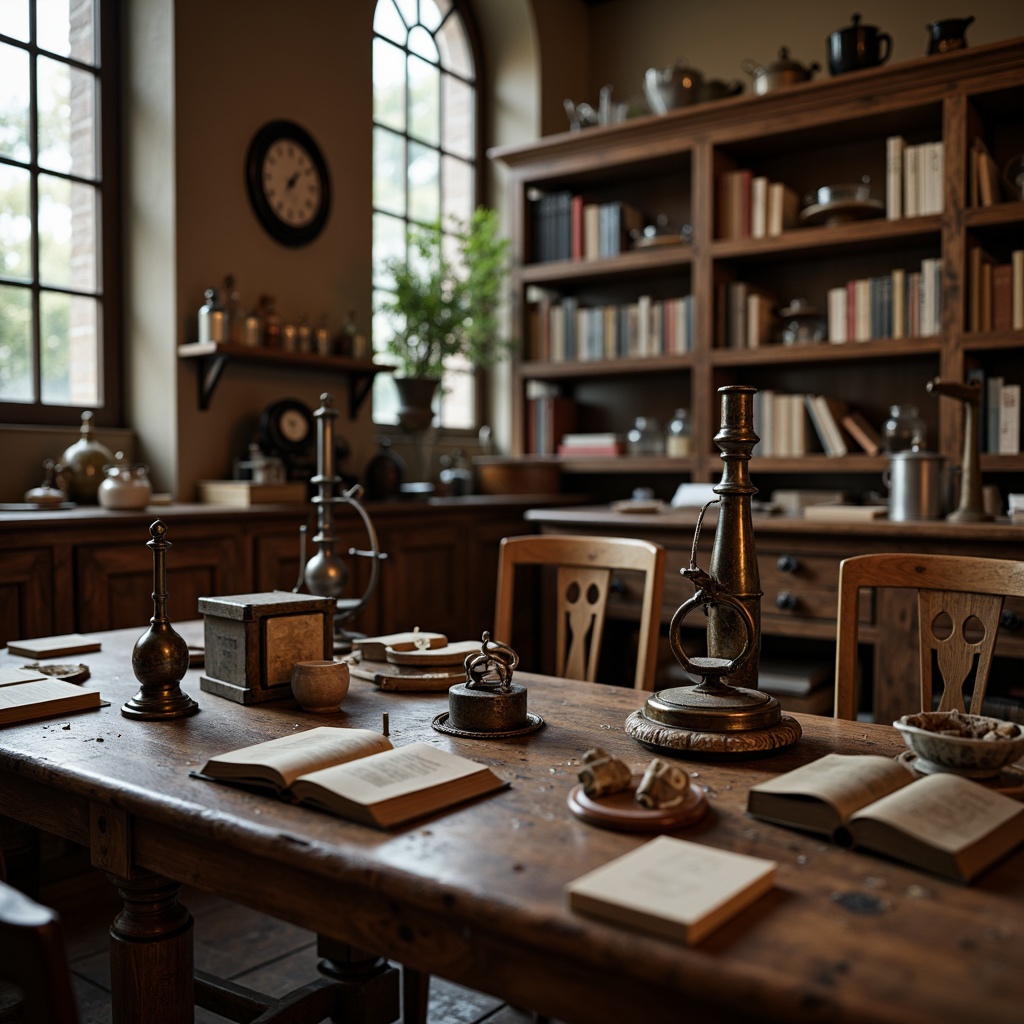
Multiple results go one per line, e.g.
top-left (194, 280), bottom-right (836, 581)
top-left (316, 935), bottom-right (401, 1024)
top-left (107, 871), bottom-right (194, 1024)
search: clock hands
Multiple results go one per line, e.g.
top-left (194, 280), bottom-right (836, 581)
top-left (286, 170), bottom-right (300, 190)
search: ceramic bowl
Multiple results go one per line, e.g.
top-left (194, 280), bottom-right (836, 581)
top-left (894, 711), bottom-right (1024, 777)
top-left (290, 660), bottom-right (350, 713)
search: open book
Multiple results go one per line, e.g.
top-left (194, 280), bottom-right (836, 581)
top-left (200, 726), bottom-right (507, 828)
top-left (747, 754), bottom-right (1024, 882)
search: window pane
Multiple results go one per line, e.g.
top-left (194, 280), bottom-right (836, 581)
top-left (373, 0), bottom-right (407, 42)
top-left (407, 25), bottom-right (437, 61)
top-left (0, 163), bottom-right (32, 281)
top-left (408, 142), bottom-right (439, 223)
top-left (408, 54), bottom-right (439, 146)
top-left (373, 37), bottom-right (406, 133)
top-left (37, 0), bottom-right (96, 64)
top-left (419, 0), bottom-right (444, 32)
top-left (0, 284), bottom-right (34, 402)
top-left (0, 44), bottom-right (31, 163)
top-left (373, 211), bottom-right (406, 289)
top-left (38, 55), bottom-right (97, 178)
top-left (0, 4), bottom-right (29, 40)
top-left (39, 173), bottom-right (98, 290)
top-left (442, 155), bottom-right (472, 226)
top-left (442, 73), bottom-right (473, 159)
top-left (437, 13), bottom-right (473, 81)
top-left (438, 356), bottom-right (473, 429)
top-left (373, 126), bottom-right (406, 216)
top-left (393, 0), bottom-right (417, 28)
top-left (40, 289), bottom-right (100, 406)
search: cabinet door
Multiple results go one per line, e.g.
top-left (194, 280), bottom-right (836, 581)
top-left (75, 533), bottom-right (248, 631)
top-left (0, 547), bottom-right (56, 647)
top-left (375, 520), bottom-right (467, 639)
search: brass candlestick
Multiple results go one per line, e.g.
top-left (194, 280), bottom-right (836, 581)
top-left (926, 377), bottom-right (993, 522)
top-left (625, 386), bottom-right (801, 756)
top-left (122, 520), bottom-right (200, 719)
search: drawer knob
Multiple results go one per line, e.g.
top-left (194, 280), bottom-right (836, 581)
top-left (775, 591), bottom-right (799, 611)
top-left (777, 555), bottom-right (799, 573)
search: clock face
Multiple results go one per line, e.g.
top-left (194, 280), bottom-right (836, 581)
top-left (280, 408), bottom-right (310, 444)
top-left (261, 140), bottom-right (322, 228)
top-left (246, 120), bottom-right (331, 246)
top-left (260, 399), bottom-right (314, 455)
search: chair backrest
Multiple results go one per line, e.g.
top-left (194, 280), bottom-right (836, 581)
top-left (0, 878), bottom-right (79, 1024)
top-left (834, 552), bottom-right (1024, 721)
top-left (494, 534), bottom-right (665, 690)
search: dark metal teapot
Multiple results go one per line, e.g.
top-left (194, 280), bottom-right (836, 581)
top-left (742, 48), bottom-right (819, 95)
top-left (927, 16), bottom-right (974, 55)
top-left (828, 14), bottom-right (892, 75)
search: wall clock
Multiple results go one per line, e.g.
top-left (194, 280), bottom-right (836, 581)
top-left (246, 120), bottom-right (331, 246)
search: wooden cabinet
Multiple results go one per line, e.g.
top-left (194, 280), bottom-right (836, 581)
top-left (491, 39), bottom-right (1024, 506)
top-left (0, 499), bottom-right (552, 649)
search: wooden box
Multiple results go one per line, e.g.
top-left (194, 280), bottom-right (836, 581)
top-left (199, 592), bottom-right (335, 704)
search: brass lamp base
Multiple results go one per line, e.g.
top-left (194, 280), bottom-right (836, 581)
top-left (625, 684), bottom-right (801, 757)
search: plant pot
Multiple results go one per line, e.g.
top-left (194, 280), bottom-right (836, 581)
top-left (394, 377), bottom-right (440, 433)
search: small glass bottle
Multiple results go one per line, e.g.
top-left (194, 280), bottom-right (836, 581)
top-left (197, 288), bottom-right (227, 345)
top-left (883, 405), bottom-right (926, 452)
top-left (627, 416), bottom-right (664, 455)
top-left (666, 408), bottom-right (692, 456)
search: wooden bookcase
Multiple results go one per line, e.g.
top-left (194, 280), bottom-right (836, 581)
top-left (491, 38), bottom-right (1024, 506)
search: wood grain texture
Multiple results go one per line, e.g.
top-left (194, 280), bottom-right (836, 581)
top-left (0, 625), bottom-right (1021, 1024)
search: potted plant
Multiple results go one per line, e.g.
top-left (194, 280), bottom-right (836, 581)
top-left (376, 207), bottom-right (511, 432)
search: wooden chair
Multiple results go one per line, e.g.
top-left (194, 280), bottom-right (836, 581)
top-left (494, 534), bottom-right (666, 690)
top-left (0, 879), bottom-right (79, 1024)
top-left (834, 553), bottom-right (1024, 721)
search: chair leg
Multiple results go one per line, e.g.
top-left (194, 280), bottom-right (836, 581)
top-left (401, 966), bottom-right (429, 1024)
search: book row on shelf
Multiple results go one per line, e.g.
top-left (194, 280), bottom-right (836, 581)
top-left (885, 137), bottom-right (945, 219)
top-left (752, 392), bottom-right (881, 459)
top-left (530, 191), bottom-right (647, 263)
top-left (970, 371), bottom-right (1022, 456)
top-left (968, 247), bottom-right (1024, 332)
top-left (529, 294), bottom-right (694, 362)
top-left (970, 136), bottom-right (1013, 208)
top-left (717, 172), bottom-right (800, 240)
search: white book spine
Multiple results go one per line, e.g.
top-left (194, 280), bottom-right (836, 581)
top-left (904, 145), bottom-right (919, 218)
top-left (751, 176), bottom-right (769, 239)
top-left (827, 287), bottom-right (847, 343)
top-left (854, 279), bottom-right (871, 341)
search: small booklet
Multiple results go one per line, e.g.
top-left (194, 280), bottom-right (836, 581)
top-left (566, 835), bottom-right (777, 945)
top-left (199, 726), bottom-right (507, 829)
top-left (747, 753), bottom-right (1024, 882)
top-left (6, 633), bottom-right (101, 658)
top-left (0, 670), bottom-right (104, 725)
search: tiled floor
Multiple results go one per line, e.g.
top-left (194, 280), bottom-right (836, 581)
top-left (45, 866), bottom-right (543, 1024)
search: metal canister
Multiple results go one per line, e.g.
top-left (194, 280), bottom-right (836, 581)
top-left (885, 450), bottom-right (946, 520)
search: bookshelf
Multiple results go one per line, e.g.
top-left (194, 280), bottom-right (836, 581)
top-left (491, 38), bottom-right (1024, 504)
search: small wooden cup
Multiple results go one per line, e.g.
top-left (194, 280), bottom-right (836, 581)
top-left (290, 660), bottom-right (350, 713)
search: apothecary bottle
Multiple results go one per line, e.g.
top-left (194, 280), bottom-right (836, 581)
top-left (883, 405), bottom-right (926, 452)
top-left (666, 408), bottom-right (692, 456)
top-left (198, 288), bottom-right (227, 345)
top-left (627, 416), bottom-right (664, 455)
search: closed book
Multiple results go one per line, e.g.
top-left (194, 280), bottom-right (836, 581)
top-left (903, 144), bottom-right (919, 218)
top-left (841, 410), bottom-right (882, 456)
top-left (1013, 251), bottom-right (1024, 330)
top-left (999, 384), bottom-right (1021, 455)
top-left (527, 396), bottom-right (578, 456)
top-left (757, 658), bottom-right (833, 697)
top-left (6, 633), bottom-right (101, 658)
top-left (582, 203), bottom-right (600, 260)
top-left (198, 480), bottom-right (308, 506)
top-left (993, 264), bottom-right (1013, 332)
top-left (560, 432), bottom-right (624, 447)
top-left (746, 291), bottom-right (775, 348)
top-left (0, 674), bottom-right (105, 725)
top-left (766, 182), bottom-right (799, 236)
top-left (570, 194), bottom-right (585, 260)
top-left (891, 268), bottom-right (906, 339)
top-left (814, 395), bottom-right (849, 456)
top-left (728, 282), bottom-right (749, 349)
top-left (805, 396), bottom-right (837, 457)
top-left (750, 176), bottom-right (769, 238)
top-left (886, 135), bottom-right (905, 219)
top-left (827, 287), bottom-right (847, 343)
top-left (803, 503), bottom-right (886, 521)
top-left (987, 376), bottom-right (1005, 453)
top-left (556, 443), bottom-right (624, 457)
top-left (566, 835), bottom-right (777, 946)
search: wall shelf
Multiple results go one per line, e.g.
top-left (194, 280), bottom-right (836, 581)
top-left (177, 343), bottom-right (393, 416)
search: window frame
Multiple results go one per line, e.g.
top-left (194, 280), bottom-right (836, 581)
top-left (371, 0), bottom-right (488, 435)
top-left (0, 0), bottom-right (122, 429)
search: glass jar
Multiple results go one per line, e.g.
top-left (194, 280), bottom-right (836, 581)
top-left (883, 405), bottom-right (926, 452)
top-left (666, 408), bottom-right (692, 456)
top-left (627, 416), bottom-right (664, 455)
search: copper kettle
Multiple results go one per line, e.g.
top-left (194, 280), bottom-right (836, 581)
top-left (742, 48), bottom-right (819, 95)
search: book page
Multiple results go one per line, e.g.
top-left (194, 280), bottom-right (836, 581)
top-left (749, 754), bottom-right (913, 823)
top-left (295, 742), bottom-right (487, 806)
top-left (0, 667), bottom-right (48, 687)
top-left (203, 727), bottom-right (392, 789)
top-left (851, 772), bottom-right (1024, 854)
top-left (0, 677), bottom-right (96, 710)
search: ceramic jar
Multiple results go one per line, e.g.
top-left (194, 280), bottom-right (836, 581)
top-left (291, 660), bottom-right (350, 713)
top-left (97, 453), bottom-right (152, 510)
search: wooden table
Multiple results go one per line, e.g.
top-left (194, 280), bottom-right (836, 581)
top-left (1, 625), bottom-right (1021, 1024)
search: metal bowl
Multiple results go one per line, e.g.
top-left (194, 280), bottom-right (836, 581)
top-left (894, 711), bottom-right (1024, 778)
top-left (813, 178), bottom-right (872, 206)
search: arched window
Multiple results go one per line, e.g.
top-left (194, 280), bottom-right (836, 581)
top-left (372, 0), bottom-right (481, 430)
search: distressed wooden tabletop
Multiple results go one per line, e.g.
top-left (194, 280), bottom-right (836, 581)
top-left (0, 624), bottom-right (1021, 1024)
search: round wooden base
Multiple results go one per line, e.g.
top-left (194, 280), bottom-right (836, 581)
top-left (624, 709), bottom-right (802, 757)
top-left (567, 776), bottom-right (708, 832)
